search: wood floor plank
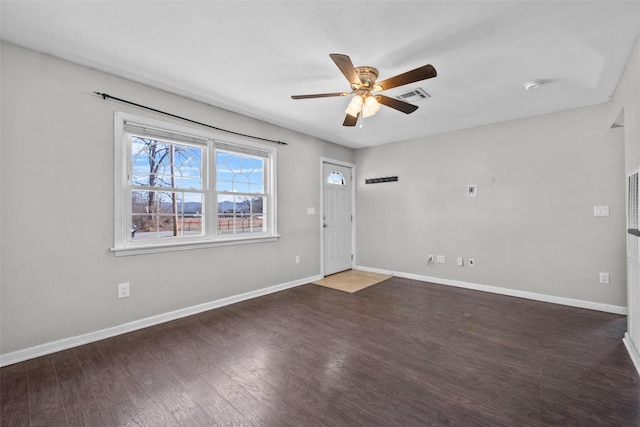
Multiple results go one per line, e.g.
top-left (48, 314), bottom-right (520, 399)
top-left (0, 362), bottom-right (30, 427)
top-left (119, 376), bottom-right (182, 426)
top-left (170, 366), bottom-right (254, 427)
top-left (200, 365), bottom-right (284, 426)
top-left (74, 345), bottom-right (132, 411)
top-left (147, 376), bottom-right (214, 426)
top-left (51, 350), bottom-right (98, 426)
top-left (27, 357), bottom-right (67, 426)
top-left (88, 401), bottom-right (143, 426)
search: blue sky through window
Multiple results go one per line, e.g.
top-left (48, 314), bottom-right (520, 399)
top-left (216, 150), bottom-right (264, 194)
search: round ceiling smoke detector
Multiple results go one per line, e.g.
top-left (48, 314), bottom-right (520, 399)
top-left (523, 80), bottom-right (542, 91)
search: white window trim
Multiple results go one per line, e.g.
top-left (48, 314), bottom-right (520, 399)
top-left (112, 112), bottom-right (279, 256)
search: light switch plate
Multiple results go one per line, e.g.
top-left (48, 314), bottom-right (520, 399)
top-left (594, 205), bottom-right (609, 217)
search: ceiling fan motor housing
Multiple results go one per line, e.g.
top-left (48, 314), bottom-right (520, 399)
top-left (353, 66), bottom-right (379, 90)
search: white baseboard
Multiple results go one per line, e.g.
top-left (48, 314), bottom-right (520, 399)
top-left (355, 265), bottom-right (628, 315)
top-left (0, 274), bottom-right (321, 367)
top-left (623, 333), bottom-right (640, 376)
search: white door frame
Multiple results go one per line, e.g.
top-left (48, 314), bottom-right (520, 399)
top-left (320, 157), bottom-right (357, 276)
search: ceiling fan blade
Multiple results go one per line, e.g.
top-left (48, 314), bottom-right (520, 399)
top-left (330, 53), bottom-right (362, 88)
top-left (291, 92), bottom-right (349, 99)
top-left (375, 64), bottom-right (437, 91)
top-left (343, 113), bottom-right (359, 127)
top-left (377, 95), bottom-right (419, 114)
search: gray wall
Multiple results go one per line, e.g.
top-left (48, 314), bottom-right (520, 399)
top-left (0, 43), bottom-right (354, 355)
top-left (355, 103), bottom-right (626, 307)
top-left (611, 38), bottom-right (640, 175)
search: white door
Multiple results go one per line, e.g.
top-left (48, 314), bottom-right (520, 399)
top-left (323, 162), bottom-right (353, 275)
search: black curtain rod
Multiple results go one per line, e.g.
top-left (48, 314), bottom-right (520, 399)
top-left (94, 92), bottom-right (287, 146)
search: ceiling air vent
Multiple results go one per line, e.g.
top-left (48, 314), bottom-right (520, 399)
top-left (395, 87), bottom-right (430, 102)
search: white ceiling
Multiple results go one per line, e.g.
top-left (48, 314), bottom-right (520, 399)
top-left (1, 1), bottom-right (639, 149)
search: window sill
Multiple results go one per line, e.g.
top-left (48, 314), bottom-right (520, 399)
top-left (111, 235), bottom-right (281, 256)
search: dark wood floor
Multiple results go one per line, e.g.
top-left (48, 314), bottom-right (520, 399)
top-left (2, 276), bottom-right (639, 426)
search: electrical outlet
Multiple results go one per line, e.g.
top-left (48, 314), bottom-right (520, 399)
top-left (428, 255), bottom-right (434, 264)
top-left (599, 272), bottom-right (610, 284)
top-left (457, 257), bottom-right (464, 266)
top-left (468, 258), bottom-right (475, 267)
top-left (437, 255), bottom-right (445, 264)
top-left (295, 255), bottom-right (300, 264)
top-left (118, 282), bottom-right (130, 299)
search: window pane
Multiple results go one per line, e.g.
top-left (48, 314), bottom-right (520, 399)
top-left (176, 177), bottom-right (203, 190)
top-left (132, 190), bottom-right (154, 214)
top-left (131, 213), bottom-right (156, 239)
top-left (234, 182), bottom-right (250, 193)
top-left (328, 171), bottom-right (346, 186)
top-left (217, 195), bottom-right (265, 234)
top-left (216, 150), bottom-right (264, 194)
top-left (182, 192), bottom-right (204, 215)
top-left (132, 214), bottom-right (204, 240)
top-left (249, 171), bottom-right (264, 193)
top-left (217, 171), bottom-right (234, 183)
top-left (131, 136), bottom-right (203, 190)
top-left (217, 214), bottom-right (264, 234)
top-left (131, 191), bottom-right (203, 240)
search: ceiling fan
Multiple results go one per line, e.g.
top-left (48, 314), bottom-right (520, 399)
top-left (291, 53), bottom-right (437, 127)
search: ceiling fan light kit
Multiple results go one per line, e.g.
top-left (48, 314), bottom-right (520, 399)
top-left (362, 95), bottom-right (382, 118)
top-left (345, 94), bottom-right (363, 117)
top-left (346, 94), bottom-right (381, 118)
top-left (291, 53), bottom-right (437, 127)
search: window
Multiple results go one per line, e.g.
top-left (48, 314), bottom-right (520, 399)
top-left (327, 170), bottom-right (346, 186)
top-left (113, 112), bottom-right (278, 255)
top-left (216, 149), bottom-right (265, 235)
top-left (131, 136), bottom-right (205, 240)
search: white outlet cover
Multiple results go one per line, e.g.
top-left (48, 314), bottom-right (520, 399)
top-left (599, 272), bottom-right (610, 284)
top-left (118, 282), bottom-right (130, 298)
top-left (593, 205), bottom-right (609, 217)
top-left (437, 255), bottom-right (446, 264)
